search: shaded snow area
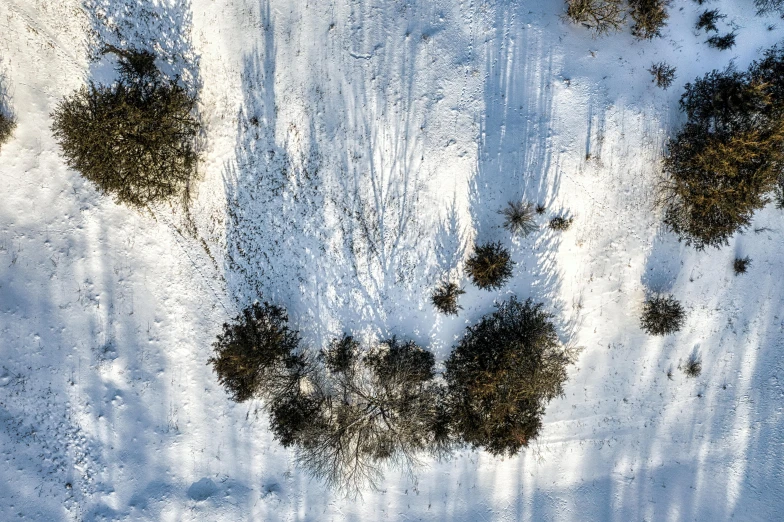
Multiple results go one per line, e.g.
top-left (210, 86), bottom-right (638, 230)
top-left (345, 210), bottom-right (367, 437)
top-left (0, 0), bottom-right (783, 520)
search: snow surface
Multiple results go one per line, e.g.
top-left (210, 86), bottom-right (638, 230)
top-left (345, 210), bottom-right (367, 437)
top-left (0, 0), bottom-right (783, 520)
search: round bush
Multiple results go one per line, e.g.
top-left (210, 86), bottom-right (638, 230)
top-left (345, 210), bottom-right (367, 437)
top-left (209, 302), bottom-right (302, 403)
top-left (445, 297), bottom-right (570, 456)
top-left (431, 281), bottom-right (465, 315)
top-left (51, 49), bottom-right (199, 208)
top-left (465, 242), bottom-right (514, 290)
top-left (549, 216), bottom-right (574, 231)
top-left (640, 295), bottom-right (685, 336)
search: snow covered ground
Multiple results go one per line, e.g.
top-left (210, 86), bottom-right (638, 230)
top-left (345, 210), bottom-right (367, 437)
top-left (0, 0), bottom-right (782, 520)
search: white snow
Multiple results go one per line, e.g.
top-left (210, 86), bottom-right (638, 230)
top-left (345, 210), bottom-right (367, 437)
top-left (0, 0), bottom-right (782, 520)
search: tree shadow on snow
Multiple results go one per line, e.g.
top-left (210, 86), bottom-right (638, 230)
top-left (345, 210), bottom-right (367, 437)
top-left (223, 0), bottom-right (453, 350)
top-left (82, 0), bottom-right (201, 94)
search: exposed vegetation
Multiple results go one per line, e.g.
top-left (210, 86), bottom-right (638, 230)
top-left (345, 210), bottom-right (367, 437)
top-left (733, 256), bottom-right (751, 275)
top-left (431, 281), bottom-right (466, 316)
top-left (284, 336), bottom-right (448, 493)
top-left (0, 112), bottom-right (13, 147)
top-left (209, 302), bottom-right (304, 403)
top-left (755, 0), bottom-right (784, 16)
top-left (640, 295), bottom-right (685, 336)
top-left (696, 9), bottom-right (726, 33)
top-left (445, 297), bottom-right (571, 456)
top-left (500, 200), bottom-right (538, 237)
top-left (51, 47), bottom-right (199, 208)
top-left (706, 32), bottom-right (736, 51)
top-left (465, 242), bottom-right (514, 290)
top-left (649, 62), bottom-right (677, 89)
top-left (683, 354), bottom-right (702, 378)
top-left (660, 47), bottom-right (784, 249)
top-left (212, 293), bottom-right (577, 493)
top-left (565, 0), bottom-right (626, 36)
top-left (549, 216), bottom-right (574, 231)
top-left (628, 0), bottom-right (669, 40)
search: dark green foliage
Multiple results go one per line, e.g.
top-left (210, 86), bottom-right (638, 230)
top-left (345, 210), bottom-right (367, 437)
top-left (649, 62), bottom-right (677, 89)
top-left (102, 45), bottom-right (158, 82)
top-left (445, 297), bottom-right (570, 456)
top-left (500, 200), bottom-right (538, 237)
top-left (431, 281), bottom-right (465, 316)
top-left (750, 46), bottom-right (784, 208)
top-left (628, 0), bottom-right (670, 40)
top-left (565, 0), bottom-right (626, 36)
top-left (269, 393), bottom-right (323, 447)
top-left (321, 334), bottom-right (359, 373)
top-left (465, 242), bottom-right (514, 290)
top-left (640, 295), bottom-right (685, 335)
top-left (733, 256), bottom-right (751, 275)
top-left (365, 337), bottom-right (436, 385)
top-left (209, 302), bottom-right (303, 403)
top-left (549, 216), bottom-right (574, 231)
top-left (0, 112), bottom-right (14, 147)
top-left (683, 354), bottom-right (702, 377)
top-left (706, 32), bottom-right (736, 50)
top-left (51, 47), bottom-right (199, 208)
top-left (696, 9), bottom-right (726, 33)
top-left (660, 61), bottom-right (784, 249)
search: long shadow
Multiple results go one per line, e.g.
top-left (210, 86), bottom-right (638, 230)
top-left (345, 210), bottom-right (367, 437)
top-left (223, 0), bottom-right (469, 351)
top-left (222, 7), bottom-right (335, 346)
top-left (0, 1), bottom-right (231, 520)
top-left (468, 1), bottom-right (574, 336)
top-left (216, 0), bottom-right (582, 516)
top-left (593, 210), bottom-right (784, 521)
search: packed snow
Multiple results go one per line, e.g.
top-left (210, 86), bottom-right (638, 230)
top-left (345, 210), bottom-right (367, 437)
top-left (0, 0), bottom-right (782, 520)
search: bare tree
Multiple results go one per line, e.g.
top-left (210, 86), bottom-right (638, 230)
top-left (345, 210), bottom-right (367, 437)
top-left (274, 336), bottom-right (450, 494)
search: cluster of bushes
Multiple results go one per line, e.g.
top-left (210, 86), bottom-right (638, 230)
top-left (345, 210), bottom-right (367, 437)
top-left (51, 46), bottom-right (199, 208)
top-left (660, 45), bottom-right (784, 249)
top-left (210, 298), bottom-right (572, 492)
top-left (432, 201), bottom-right (573, 315)
top-left (565, 0), bottom-right (777, 46)
top-left (564, 0), bottom-right (670, 40)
